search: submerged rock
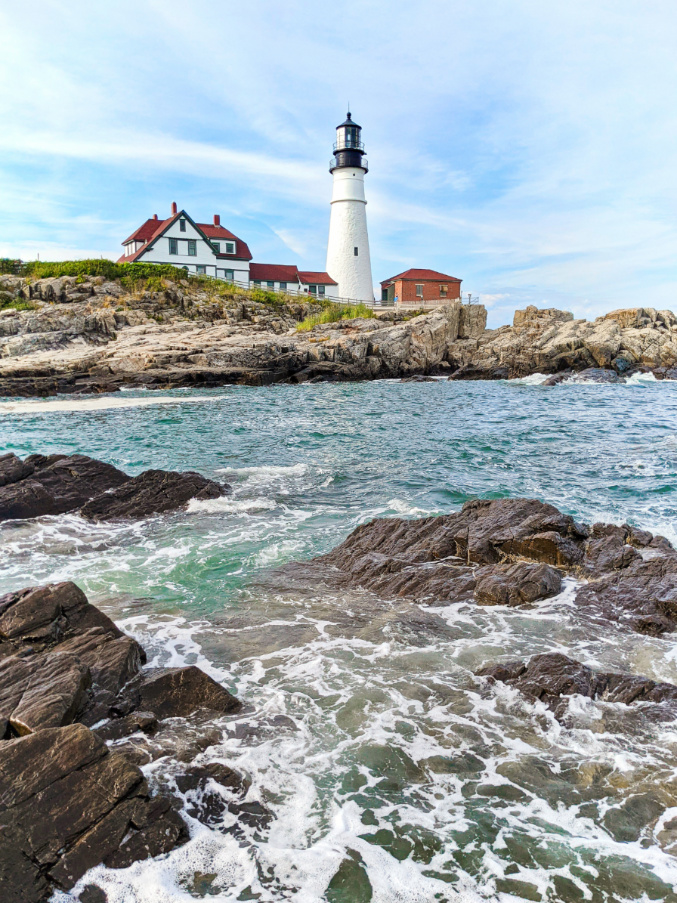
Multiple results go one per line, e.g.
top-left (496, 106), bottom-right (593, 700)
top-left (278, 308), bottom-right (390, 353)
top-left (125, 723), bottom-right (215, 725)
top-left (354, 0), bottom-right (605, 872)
top-left (0, 452), bottom-right (230, 522)
top-left (478, 652), bottom-right (677, 719)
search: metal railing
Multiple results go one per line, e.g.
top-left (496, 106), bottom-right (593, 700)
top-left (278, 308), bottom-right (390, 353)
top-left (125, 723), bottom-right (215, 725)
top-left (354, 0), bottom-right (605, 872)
top-left (329, 157), bottom-right (368, 172)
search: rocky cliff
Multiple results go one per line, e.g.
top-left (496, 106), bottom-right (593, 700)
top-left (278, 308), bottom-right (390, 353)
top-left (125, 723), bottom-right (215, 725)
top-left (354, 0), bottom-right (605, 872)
top-left (0, 273), bottom-right (485, 395)
top-left (1, 272), bottom-right (676, 396)
top-left (447, 304), bottom-right (677, 380)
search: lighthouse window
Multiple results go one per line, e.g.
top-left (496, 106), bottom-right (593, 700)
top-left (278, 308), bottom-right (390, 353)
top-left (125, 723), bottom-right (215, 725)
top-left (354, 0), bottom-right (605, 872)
top-left (354, 247), bottom-right (358, 256)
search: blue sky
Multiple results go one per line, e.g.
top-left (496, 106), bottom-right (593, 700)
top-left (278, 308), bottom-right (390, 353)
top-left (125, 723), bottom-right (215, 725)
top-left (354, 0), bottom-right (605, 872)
top-left (1, 1), bottom-right (676, 326)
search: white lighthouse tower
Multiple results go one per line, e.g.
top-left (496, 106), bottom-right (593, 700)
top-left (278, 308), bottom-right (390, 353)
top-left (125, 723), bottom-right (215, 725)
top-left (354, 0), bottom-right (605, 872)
top-left (325, 112), bottom-right (374, 302)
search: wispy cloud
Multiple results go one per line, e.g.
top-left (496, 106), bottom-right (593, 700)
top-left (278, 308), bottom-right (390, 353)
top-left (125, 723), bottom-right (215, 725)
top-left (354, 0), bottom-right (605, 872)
top-left (1, 1), bottom-right (677, 324)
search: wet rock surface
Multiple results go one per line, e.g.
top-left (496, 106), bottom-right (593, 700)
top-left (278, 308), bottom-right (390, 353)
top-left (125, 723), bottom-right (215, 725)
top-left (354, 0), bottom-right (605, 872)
top-left (0, 453), bottom-right (230, 522)
top-left (478, 652), bottom-right (677, 719)
top-left (0, 581), bottom-right (245, 900)
top-left (310, 497), bottom-right (677, 637)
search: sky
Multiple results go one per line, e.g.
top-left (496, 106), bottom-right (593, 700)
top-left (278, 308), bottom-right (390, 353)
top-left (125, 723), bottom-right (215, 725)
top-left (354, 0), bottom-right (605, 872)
top-left (1, 1), bottom-right (676, 326)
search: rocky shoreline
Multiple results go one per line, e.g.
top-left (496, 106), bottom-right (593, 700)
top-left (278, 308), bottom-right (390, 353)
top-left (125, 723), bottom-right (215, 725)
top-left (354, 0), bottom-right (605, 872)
top-left (4, 450), bottom-right (677, 897)
top-left (3, 272), bottom-right (676, 396)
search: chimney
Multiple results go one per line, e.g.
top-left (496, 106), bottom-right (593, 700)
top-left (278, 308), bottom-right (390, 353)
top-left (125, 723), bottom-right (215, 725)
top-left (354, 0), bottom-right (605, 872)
top-left (213, 214), bottom-right (220, 226)
top-left (171, 202), bottom-right (178, 215)
top-left (153, 213), bottom-right (158, 220)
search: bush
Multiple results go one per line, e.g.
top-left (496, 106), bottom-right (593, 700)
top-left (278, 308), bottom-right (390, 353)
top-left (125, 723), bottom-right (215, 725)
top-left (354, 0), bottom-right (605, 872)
top-left (0, 292), bottom-right (36, 312)
top-left (0, 259), bottom-right (22, 275)
top-left (296, 302), bottom-right (374, 332)
top-left (19, 259), bottom-right (201, 282)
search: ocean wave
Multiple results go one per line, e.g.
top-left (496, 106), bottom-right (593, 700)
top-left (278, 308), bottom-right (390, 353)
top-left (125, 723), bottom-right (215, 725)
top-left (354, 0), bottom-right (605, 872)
top-left (0, 394), bottom-right (228, 414)
top-left (186, 496), bottom-right (278, 514)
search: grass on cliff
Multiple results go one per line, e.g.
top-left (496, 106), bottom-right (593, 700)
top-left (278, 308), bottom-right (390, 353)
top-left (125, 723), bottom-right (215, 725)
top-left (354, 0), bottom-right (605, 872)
top-left (297, 303), bottom-right (374, 331)
top-left (0, 292), bottom-right (36, 312)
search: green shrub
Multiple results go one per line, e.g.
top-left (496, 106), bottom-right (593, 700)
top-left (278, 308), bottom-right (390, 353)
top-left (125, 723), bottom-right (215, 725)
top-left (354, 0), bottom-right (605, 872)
top-left (19, 259), bottom-right (201, 282)
top-left (296, 302), bottom-right (374, 332)
top-left (0, 293), bottom-right (36, 312)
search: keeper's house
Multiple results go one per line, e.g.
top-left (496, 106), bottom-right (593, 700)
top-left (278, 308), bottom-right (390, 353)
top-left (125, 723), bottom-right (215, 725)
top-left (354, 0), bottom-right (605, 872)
top-left (380, 268), bottom-right (462, 307)
top-left (118, 203), bottom-right (252, 283)
top-left (249, 264), bottom-right (338, 299)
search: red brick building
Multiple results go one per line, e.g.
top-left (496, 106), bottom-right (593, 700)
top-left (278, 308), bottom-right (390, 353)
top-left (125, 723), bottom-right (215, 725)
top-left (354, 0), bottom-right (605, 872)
top-left (380, 268), bottom-right (462, 306)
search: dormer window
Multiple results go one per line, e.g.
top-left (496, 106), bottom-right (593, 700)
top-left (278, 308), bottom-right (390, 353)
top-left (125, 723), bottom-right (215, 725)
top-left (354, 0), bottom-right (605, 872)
top-left (179, 219), bottom-right (186, 232)
top-left (224, 241), bottom-right (235, 255)
top-left (211, 242), bottom-right (220, 253)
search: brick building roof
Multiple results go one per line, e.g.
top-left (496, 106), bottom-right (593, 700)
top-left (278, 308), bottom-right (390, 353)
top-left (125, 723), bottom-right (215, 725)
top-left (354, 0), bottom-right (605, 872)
top-left (381, 268), bottom-right (461, 285)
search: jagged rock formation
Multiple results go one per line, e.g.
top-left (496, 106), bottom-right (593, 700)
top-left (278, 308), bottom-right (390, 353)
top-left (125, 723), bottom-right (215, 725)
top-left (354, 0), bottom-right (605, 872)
top-left (478, 652), bottom-right (677, 720)
top-left (0, 452), bottom-right (229, 522)
top-left (1, 271), bottom-right (676, 394)
top-left (0, 274), bottom-right (485, 395)
top-left (0, 581), bottom-right (244, 900)
top-left (308, 497), bottom-right (677, 635)
top-left (448, 305), bottom-right (677, 380)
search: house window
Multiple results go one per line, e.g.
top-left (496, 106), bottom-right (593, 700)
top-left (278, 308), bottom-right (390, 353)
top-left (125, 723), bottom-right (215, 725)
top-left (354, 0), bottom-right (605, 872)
top-left (279, 281), bottom-right (287, 291)
top-left (224, 241), bottom-right (235, 254)
top-left (179, 220), bottom-right (186, 232)
top-left (169, 238), bottom-right (178, 255)
top-left (415, 284), bottom-right (424, 298)
top-left (440, 285), bottom-right (448, 296)
top-left (381, 288), bottom-right (388, 302)
top-left (196, 265), bottom-right (206, 275)
top-left (354, 247), bottom-right (358, 256)
top-left (309, 285), bottom-right (317, 295)
top-left (318, 285), bottom-right (326, 296)
top-left (211, 242), bottom-right (220, 253)
top-left (253, 279), bottom-right (261, 286)
top-left (187, 240), bottom-right (197, 256)
top-left (224, 269), bottom-right (234, 282)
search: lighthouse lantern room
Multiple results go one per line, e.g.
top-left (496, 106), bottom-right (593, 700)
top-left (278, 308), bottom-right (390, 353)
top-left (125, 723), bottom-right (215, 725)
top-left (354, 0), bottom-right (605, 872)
top-left (325, 112), bottom-right (374, 303)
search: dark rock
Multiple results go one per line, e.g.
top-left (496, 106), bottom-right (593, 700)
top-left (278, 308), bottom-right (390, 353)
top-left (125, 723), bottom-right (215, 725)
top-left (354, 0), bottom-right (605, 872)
top-left (0, 724), bottom-right (188, 895)
top-left (570, 368), bottom-right (622, 384)
top-left (314, 498), bottom-right (585, 601)
top-left (0, 454), bottom-right (129, 521)
top-left (575, 557), bottom-right (677, 635)
top-left (399, 375), bottom-right (436, 382)
top-left (175, 761), bottom-right (250, 826)
top-left (478, 652), bottom-right (677, 718)
top-left (0, 452), bottom-right (34, 487)
top-left (0, 582), bottom-right (122, 649)
top-left (80, 469), bottom-right (229, 520)
top-left (94, 711), bottom-right (158, 742)
top-left (0, 651), bottom-right (91, 736)
top-left (135, 665), bottom-right (242, 719)
top-left (79, 885), bottom-right (107, 903)
top-left (475, 561), bottom-right (563, 606)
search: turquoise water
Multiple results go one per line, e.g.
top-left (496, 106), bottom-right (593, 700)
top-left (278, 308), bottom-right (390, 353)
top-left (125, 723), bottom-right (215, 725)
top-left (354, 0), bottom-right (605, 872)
top-left (2, 377), bottom-right (677, 902)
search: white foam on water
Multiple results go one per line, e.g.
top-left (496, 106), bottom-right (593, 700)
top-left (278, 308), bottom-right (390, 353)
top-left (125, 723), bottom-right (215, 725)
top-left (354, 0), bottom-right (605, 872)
top-left (625, 371), bottom-right (659, 385)
top-left (508, 372), bottom-right (550, 385)
top-left (0, 394), bottom-right (228, 414)
top-left (186, 495), bottom-right (278, 514)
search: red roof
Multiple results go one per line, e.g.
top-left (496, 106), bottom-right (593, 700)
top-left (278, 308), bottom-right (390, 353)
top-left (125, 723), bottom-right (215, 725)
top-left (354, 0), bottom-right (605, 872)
top-left (119, 211), bottom-right (252, 262)
top-left (249, 263), bottom-right (301, 282)
top-left (298, 271), bottom-right (338, 285)
top-left (381, 268), bottom-right (462, 285)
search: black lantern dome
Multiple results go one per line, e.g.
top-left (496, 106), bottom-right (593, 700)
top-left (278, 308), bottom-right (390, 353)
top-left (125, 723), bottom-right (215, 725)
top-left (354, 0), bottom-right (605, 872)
top-left (330, 112), bottom-right (368, 173)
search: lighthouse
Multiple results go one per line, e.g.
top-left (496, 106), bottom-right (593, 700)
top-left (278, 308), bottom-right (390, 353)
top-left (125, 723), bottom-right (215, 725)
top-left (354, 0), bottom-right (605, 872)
top-left (325, 112), bottom-right (374, 303)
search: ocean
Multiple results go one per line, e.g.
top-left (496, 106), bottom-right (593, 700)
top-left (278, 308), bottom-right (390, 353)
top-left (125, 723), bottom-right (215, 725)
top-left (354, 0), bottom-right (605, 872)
top-left (2, 375), bottom-right (677, 902)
